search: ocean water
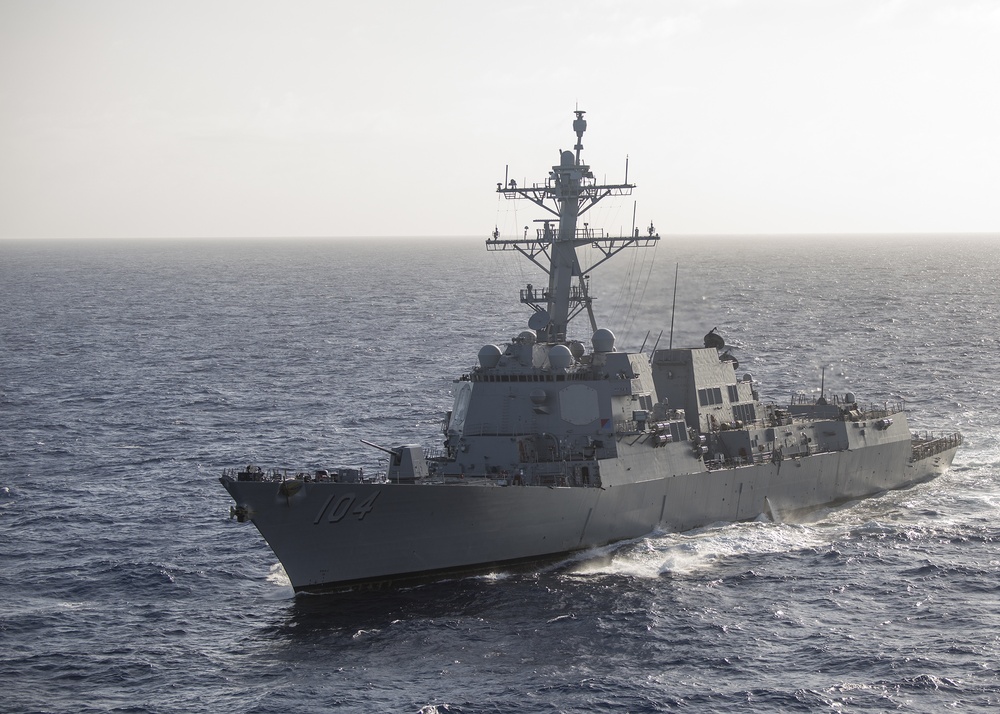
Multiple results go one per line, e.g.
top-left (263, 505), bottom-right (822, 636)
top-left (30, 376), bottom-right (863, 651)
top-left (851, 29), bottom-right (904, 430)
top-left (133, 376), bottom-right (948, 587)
top-left (1, 234), bottom-right (997, 713)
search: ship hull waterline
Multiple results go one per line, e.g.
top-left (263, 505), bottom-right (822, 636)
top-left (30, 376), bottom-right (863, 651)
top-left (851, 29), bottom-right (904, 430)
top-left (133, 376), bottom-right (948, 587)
top-left (221, 445), bottom-right (958, 594)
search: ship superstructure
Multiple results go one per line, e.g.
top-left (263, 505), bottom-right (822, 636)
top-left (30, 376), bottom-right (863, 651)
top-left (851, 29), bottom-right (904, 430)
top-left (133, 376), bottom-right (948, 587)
top-left (221, 111), bottom-right (962, 592)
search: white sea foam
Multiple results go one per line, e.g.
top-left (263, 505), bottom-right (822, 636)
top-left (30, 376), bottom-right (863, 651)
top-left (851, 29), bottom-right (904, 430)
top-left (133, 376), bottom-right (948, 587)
top-left (263, 562), bottom-right (294, 600)
top-left (265, 562), bottom-right (291, 586)
top-left (567, 521), bottom-right (832, 579)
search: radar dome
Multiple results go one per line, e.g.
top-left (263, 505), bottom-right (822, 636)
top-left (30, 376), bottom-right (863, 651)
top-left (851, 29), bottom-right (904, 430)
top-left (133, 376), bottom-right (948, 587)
top-left (568, 341), bottom-right (585, 359)
top-left (478, 344), bottom-right (502, 370)
top-left (518, 331), bottom-right (536, 345)
top-left (549, 344), bottom-right (573, 370)
top-left (592, 328), bottom-right (616, 353)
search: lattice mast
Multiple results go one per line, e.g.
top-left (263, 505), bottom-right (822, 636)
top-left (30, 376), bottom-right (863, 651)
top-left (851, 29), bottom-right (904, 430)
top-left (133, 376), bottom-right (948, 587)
top-left (490, 110), bottom-right (659, 343)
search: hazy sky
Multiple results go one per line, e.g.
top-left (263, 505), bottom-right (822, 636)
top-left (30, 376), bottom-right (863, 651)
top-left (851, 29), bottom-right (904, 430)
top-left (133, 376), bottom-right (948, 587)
top-left (1, 0), bottom-right (997, 239)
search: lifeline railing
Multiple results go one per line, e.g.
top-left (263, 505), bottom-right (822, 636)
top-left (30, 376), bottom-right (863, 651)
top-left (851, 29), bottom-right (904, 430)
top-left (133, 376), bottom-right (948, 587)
top-left (910, 432), bottom-right (963, 461)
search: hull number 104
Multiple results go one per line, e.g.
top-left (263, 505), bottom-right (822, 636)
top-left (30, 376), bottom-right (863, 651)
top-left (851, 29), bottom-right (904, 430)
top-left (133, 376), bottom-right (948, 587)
top-left (313, 491), bottom-right (381, 525)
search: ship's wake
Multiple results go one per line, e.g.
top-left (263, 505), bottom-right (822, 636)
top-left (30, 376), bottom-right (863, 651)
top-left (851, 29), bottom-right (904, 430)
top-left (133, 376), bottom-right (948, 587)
top-left (563, 521), bottom-right (831, 580)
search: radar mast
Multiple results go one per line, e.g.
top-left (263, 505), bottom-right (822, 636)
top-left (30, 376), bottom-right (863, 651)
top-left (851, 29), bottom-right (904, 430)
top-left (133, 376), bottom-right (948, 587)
top-left (490, 110), bottom-right (659, 343)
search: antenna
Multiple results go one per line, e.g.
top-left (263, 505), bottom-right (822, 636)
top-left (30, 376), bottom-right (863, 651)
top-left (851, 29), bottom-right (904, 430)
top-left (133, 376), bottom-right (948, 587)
top-left (648, 330), bottom-right (663, 363)
top-left (668, 263), bottom-right (679, 349)
top-left (572, 110), bottom-right (587, 163)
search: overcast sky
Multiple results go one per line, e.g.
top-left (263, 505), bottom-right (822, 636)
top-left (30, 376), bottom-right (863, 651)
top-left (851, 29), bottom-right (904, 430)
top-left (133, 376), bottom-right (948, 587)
top-left (1, 0), bottom-right (997, 239)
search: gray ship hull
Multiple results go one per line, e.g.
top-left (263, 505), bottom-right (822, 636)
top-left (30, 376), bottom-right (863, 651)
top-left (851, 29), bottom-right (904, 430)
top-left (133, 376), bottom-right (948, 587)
top-left (221, 442), bottom-right (958, 592)
top-left (219, 111), bottom-right (963, 595)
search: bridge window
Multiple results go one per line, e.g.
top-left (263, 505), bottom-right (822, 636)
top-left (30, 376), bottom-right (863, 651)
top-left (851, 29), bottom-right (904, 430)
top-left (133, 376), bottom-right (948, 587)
top-left (698, 387), bottom-right (723, 406)
top-left (733, 404), bottom-right (757, 423)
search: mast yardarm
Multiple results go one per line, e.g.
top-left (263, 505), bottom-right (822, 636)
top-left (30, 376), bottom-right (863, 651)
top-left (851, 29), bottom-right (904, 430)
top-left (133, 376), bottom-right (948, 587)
top-left (490, 110), bottom-right (659, 343)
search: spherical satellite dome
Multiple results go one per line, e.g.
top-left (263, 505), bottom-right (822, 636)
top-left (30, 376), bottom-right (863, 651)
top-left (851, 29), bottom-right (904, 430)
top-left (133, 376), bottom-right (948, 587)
top-left (478, 344), bottom-right (503, 369)
top-left (592, 328), bottom-right (616, 353)
top-left (518, 331), bottom-right (537, 345)
top-left (548, 344), bottom-right (573, 370)
top-left (568, 341), bottom-right (585, 359)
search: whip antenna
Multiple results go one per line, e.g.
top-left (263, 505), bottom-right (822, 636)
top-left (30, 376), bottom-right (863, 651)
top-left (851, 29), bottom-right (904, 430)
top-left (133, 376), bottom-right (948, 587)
top-left (668, 263), bottom-right (679, 349)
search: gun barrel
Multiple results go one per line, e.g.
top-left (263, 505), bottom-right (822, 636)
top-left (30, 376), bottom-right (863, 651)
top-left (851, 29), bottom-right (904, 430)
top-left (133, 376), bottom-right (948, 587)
top-left (359, 438), bottom-right (398, 456)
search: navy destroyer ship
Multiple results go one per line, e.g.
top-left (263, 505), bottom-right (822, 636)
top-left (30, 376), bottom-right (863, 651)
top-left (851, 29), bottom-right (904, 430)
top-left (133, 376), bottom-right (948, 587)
top-left (221, 111), bottom-right (962, 593)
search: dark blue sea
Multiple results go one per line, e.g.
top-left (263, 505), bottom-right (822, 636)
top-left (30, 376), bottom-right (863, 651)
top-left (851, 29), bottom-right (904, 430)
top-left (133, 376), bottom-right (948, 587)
top-left (1, 235), bottom-right (997, 713)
